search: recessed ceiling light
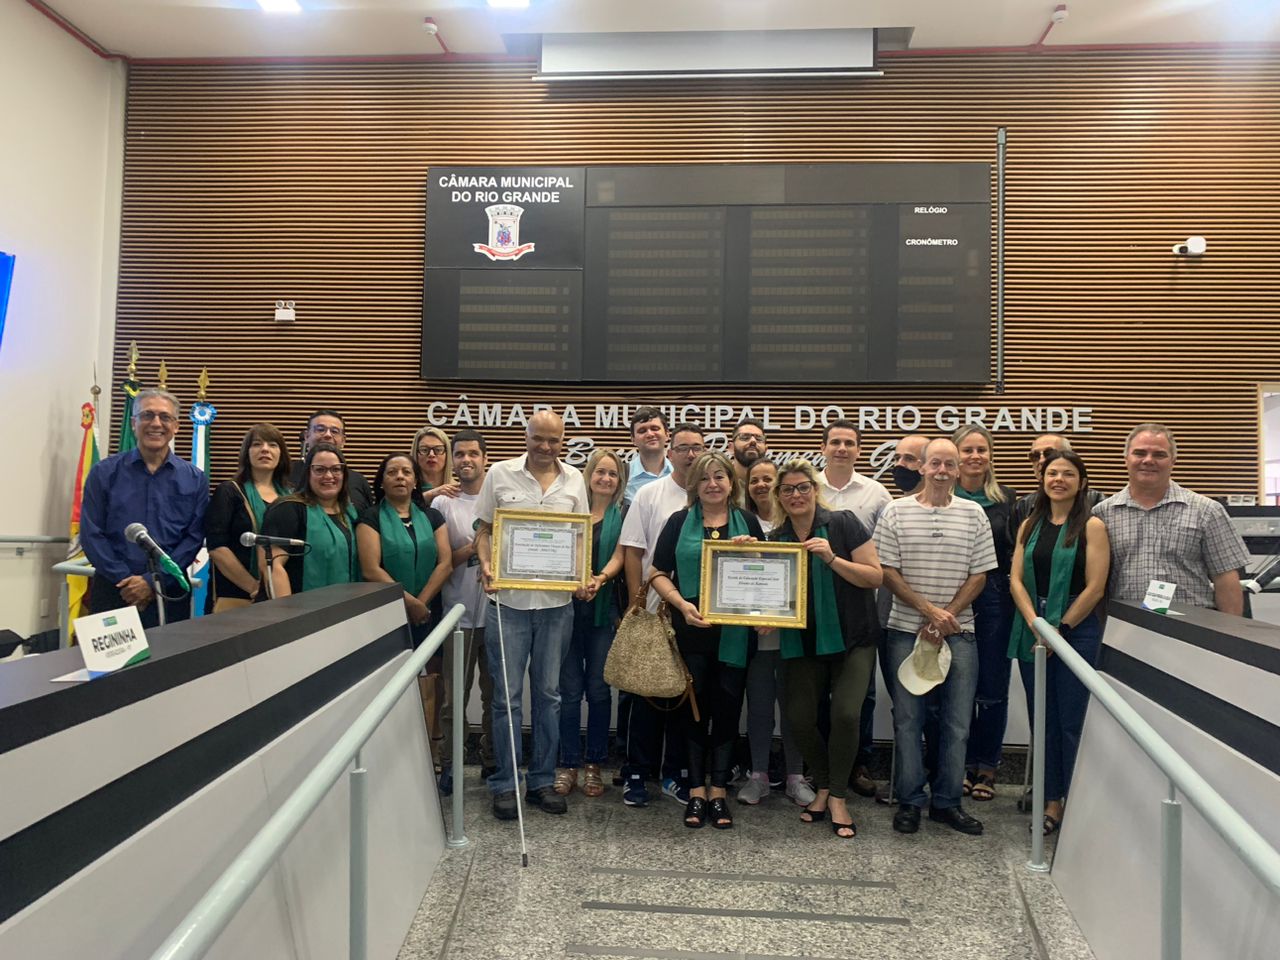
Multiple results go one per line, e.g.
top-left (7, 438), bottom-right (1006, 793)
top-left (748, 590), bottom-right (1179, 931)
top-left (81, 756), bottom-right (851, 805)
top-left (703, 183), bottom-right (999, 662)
top-left (257, 0), bottom-right (301, 13)
top-left (487, 0), bottom-right (531, 9)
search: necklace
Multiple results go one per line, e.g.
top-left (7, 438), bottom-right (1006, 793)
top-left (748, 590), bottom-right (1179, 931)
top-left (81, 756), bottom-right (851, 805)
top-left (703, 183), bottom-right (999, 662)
top-left (705, 527), bottom-right (721, 540)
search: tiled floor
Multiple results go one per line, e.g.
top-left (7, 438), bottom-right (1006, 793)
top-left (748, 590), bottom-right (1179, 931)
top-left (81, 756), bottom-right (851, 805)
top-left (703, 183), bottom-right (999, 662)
top-left (399, 772), bottom-right (1091, 960)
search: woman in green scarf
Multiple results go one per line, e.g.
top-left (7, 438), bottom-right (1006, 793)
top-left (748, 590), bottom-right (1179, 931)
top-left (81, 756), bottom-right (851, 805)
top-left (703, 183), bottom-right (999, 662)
top-left (413, 425), bottom-right (460, 506)
top-left (651, 451), bottom-right (766, 830)
top-left (207, 423), bottom-right (291, 612)
top-left (951, 424), bottom-right (1018, 802)
top-left (262, 443), bottom-right (361, 598)
top-left (1008, 450), bottom-right (1110, 836)
top-left (768, 459), bottom-right (883, 840)
top-left (554, 449), bottom-right (628, 800)
top-left (356, 453), bottom-right (453, 648)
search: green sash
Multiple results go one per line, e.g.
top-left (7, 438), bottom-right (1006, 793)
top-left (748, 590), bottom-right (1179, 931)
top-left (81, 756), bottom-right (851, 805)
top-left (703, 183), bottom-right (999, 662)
top-left (676, 503), bottom-right (750, 667)
top-left (776, 523), bottom-right (844, 660)
top-left (242, 480), bottom-right (288, 578)
top-left (378, 499), bottom-right (436, 596)
top-left (592, 503), bottom-right (623, 627)
top-left (955, 485), bottom-right (994, 508)
top-left (302, 503), bottom-right (359, 592)
top-left (1008, 519), bottom-right (1078, 662)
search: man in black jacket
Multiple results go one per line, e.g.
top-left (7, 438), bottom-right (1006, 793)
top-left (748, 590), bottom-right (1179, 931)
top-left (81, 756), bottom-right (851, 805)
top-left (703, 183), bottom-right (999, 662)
top-left (287, 409), bottom-right (374, 512)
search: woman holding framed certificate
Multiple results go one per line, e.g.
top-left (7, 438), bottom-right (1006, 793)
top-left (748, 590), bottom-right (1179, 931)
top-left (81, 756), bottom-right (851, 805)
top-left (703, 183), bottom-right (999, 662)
top-left (555, 449), bottom-right (628, 799)
top-left (355, 453), bottom-right (453, 647)
top-left (768, 459), bottom-right (883, 840)
top-left (649, 452), bottom-right (766, 830)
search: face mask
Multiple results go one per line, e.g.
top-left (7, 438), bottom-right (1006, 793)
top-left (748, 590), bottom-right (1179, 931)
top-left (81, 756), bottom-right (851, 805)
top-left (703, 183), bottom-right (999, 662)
top-left (892, 465), bottom-right (922, 494)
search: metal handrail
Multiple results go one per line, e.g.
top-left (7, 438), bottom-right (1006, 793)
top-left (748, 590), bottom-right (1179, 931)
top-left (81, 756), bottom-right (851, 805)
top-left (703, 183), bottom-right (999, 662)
top-left (0, 534), bottom-right (70, 543)
top-left (149, 602), bottom-right (469, 960)
top-left (1027, 616), bottom-right (1280, 957)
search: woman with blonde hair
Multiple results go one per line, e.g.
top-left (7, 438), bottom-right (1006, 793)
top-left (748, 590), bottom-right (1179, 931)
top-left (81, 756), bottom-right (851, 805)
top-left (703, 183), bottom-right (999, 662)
top-left (555, 448), bottom-right (629, 798)
top-left (768, 458), bottom-right (882, 839)
top-left (950, 424), bottom-right (1017, 801)
top-left (650, 451), bottom-right (765, 829)
top-left (412, 425), bottom-right (460, 505)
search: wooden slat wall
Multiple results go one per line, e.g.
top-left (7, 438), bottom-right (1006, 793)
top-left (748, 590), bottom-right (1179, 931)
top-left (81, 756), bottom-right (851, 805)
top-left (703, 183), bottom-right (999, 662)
top-left (117, 52), bottom-right (1280, 498)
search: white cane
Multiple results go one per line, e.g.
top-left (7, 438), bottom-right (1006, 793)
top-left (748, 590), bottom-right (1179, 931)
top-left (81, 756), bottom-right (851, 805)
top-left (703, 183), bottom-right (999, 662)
top-left (493, 592), bottom-right (530, 867)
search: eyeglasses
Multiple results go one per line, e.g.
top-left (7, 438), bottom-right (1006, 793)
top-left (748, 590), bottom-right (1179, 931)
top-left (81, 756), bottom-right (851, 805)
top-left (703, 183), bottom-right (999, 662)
top-left (310, 424), bottom-right (345, 438)
top-left (672, 444), bottom-right (706, 455)
top-left (417, 445), bottom-right (446, 457)
top-left (137, 411), bottom-right (177, 425)
top-left (779, 482), bottom-right (815, 496)
top-left (1028, 448), bottom-right (1063, 462)
top-left (310, 465), bottom-right (345, 477)
top-left (735, 433), bottom-right (764, 443)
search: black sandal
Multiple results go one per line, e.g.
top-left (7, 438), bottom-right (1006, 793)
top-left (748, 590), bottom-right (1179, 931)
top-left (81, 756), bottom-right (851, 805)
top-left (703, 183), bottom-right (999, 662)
top-left (684, 796), bottom-right (708, 828)
top-left (800, 804), bottom-right (827, 823)
top-left (709, 797), bottom-right (734, 830)
top-left (831, 818), bottom-right (857, 840)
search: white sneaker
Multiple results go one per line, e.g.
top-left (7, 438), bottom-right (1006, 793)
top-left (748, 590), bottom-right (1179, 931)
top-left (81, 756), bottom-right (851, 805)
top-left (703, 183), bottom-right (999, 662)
top-left (786, 777), bottom-right (817, 806)
top-left (736, 773), bottom-right (770, 805)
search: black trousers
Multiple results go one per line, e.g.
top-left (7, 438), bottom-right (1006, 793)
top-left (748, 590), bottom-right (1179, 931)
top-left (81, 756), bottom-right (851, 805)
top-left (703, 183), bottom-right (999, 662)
top-left (681, 652), bottom-right (747, 789)
top-left (623, 692), bottom-right (688, 782)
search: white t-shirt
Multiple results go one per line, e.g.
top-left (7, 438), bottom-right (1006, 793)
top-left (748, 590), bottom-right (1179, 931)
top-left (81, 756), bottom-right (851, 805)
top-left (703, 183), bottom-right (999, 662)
top-left (818, 468), bottom-right (892, 534)
top-left (619, 473), bottom-right (688, 612)
top-left (435, 490), bottom-right (484, 629)
top-left (475, 454), bottom-right (589, 610)
top-left (874, 494), bottom-right (997, 634)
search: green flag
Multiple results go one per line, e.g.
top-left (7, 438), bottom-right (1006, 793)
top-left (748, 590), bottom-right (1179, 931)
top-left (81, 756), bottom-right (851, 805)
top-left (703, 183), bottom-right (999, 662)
top-left (118, 378), bottom-right (140, 452)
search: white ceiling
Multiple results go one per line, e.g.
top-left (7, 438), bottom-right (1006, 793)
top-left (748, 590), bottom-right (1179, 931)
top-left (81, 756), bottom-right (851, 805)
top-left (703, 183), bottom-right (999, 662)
top-left (34, 0), bottom-right (1280, 60)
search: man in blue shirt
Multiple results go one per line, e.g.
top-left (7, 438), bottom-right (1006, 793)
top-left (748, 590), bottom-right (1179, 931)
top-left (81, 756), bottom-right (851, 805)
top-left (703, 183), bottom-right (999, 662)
top-left (624, 405), bottom-right (671, 502)
top-left (81, 389), bottom-right (209, 627)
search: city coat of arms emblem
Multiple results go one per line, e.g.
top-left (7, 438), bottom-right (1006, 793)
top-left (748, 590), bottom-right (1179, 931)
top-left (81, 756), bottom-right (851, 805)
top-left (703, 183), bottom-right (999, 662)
top-left (473, 204), bottom-right (536, 261)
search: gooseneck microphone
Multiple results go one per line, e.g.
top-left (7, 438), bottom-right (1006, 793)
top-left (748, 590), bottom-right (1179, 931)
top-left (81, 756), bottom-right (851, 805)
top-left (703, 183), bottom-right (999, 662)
top-left (124, 522), bottom-right (190, 592)
top-left (240, 532), bottom-right (308, 550)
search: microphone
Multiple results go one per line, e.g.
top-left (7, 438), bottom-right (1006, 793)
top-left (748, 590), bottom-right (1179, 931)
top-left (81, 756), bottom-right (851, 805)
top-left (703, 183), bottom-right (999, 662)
top-left (241, 532), bottom-right (308, 549)
top-left (124, 522), bottom-right (190, 592)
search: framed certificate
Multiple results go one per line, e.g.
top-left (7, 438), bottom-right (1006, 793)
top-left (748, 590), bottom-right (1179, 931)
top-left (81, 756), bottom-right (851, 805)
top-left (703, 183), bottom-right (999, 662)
top-left (698, 541), bottom-right (808, 628)
top-left (491, 508), bottom-right (592, 591)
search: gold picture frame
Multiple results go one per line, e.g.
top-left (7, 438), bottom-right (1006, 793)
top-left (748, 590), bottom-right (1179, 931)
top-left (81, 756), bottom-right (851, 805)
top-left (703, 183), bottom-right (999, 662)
top-left (491, 508), bottom-right (592, 591)
top-left (698, 540), bottom-right (808, 628)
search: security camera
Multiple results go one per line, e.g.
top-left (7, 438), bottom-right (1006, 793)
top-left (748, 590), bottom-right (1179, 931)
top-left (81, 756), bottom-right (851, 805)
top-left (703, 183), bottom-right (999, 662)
top-left (1172, 236), bottom-right (1207, 256)
top-left (422, 19), bottom-right (439, 36)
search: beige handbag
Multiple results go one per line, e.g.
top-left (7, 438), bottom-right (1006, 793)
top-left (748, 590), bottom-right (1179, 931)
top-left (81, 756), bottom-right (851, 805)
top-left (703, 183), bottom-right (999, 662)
top-left (604, 575), bottom-right (699, 720)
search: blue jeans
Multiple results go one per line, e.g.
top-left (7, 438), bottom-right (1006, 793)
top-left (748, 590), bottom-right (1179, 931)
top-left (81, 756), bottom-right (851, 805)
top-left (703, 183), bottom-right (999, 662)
top-left (887, 628), bottom-right (979, 810)
top-left (559, 599), bottom-right (615, 766)
top-left (484, 601), bottom-right (573, 795)
top-left (1018, 601), bottom-right (1103, 801)
top-left (966, 572), bottom-right (1014, 771)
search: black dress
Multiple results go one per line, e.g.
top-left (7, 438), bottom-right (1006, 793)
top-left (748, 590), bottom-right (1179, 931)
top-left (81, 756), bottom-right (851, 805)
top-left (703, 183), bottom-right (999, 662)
top-left (205, 480), bottom-right (279, 603)
top-left (355, 503), bottom-right (447, 633)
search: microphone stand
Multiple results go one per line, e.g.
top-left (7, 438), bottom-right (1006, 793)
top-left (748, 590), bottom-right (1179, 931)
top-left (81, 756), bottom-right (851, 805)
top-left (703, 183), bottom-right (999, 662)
top-left (263, 543), bottom-right (277, 601)
top-left (147, 556), bottom-right (168, 628)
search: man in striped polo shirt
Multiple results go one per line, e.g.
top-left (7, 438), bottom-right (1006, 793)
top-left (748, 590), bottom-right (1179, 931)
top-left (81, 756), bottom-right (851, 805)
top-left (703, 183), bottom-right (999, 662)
top-left (874, 437), bottom-right (997, 836)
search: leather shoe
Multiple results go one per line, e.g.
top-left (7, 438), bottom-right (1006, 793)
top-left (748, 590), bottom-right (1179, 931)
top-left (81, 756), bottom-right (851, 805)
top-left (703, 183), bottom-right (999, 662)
top-left (892, 803), bottom-right (921, 834)
top-left (492, 791), bottom-right (518, 821)
top-left (929, 805), bottom-right (983, 835)
top-left (849, 766), bottom-right (877, 798)
top-left (526, 785), bottom-right (568, 814)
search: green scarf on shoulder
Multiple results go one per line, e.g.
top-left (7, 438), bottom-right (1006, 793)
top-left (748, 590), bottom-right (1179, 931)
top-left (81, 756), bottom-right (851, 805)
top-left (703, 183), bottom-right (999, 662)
top-left (378, 498), bottom-right (437, 596)
top-left (955, 485), bottom-right (994, 508)
top-left (302, 503), bottom-right (359, 592)
top-left (775, 522), bottom-right (844, 660)
top-left (592, 502), bottom-right (623, 627)
top-left (1007, 519), bottom-right (1078, 662)
top-left (675, 502), bottom-right (750, 667)
top-left (241, 480), bottom-right (289, 578)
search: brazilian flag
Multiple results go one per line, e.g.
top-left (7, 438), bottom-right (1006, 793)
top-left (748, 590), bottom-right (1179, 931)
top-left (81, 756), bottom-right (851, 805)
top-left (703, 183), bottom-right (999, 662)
top-left (118, 378), bottom-right (141, 452)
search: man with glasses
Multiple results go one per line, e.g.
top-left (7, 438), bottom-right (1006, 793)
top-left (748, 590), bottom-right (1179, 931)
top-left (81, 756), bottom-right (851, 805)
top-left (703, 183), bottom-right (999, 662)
top-left (1094, 423), bottom-right (1248, 614)
top-left (626, 405), bottom-right (672, 501)
top-left (475, 411), bottom-right (589, 820)
top-left (616, 423), bottom-right (707, 807)
top-left (730, 418), bottom-right (769, 498)
top-left (1011, 434), bottom-right (1101, 533)
top-left (81, 389), bottom-right (209, 627)
top-left (288, 409), bottom-right (374, 512)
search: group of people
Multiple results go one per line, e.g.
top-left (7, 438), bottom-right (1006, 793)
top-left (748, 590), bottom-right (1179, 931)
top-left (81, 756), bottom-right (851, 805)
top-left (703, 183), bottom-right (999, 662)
top-left (79, 389), bottom-right (1250, 840)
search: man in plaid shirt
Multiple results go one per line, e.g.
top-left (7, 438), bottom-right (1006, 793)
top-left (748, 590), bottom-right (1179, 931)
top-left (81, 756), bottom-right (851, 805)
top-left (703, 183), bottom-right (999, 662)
top-left (1093, 423), bottom-right (1248, 615)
